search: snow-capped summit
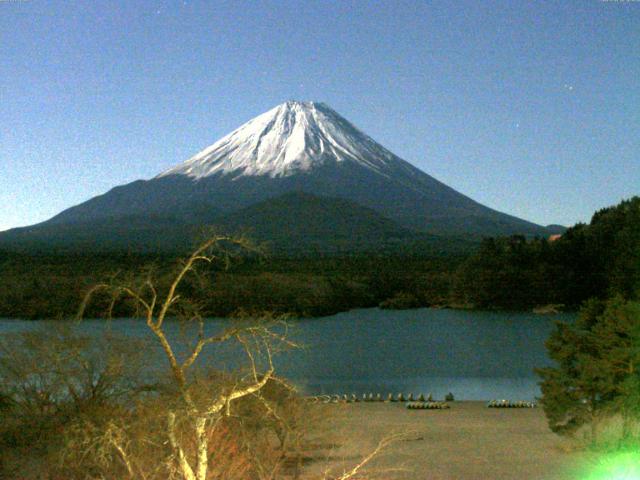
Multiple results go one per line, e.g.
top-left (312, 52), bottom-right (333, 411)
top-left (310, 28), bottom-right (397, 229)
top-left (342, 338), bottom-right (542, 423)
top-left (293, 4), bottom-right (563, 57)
top-left (158, 101), bottom-right (398, 179)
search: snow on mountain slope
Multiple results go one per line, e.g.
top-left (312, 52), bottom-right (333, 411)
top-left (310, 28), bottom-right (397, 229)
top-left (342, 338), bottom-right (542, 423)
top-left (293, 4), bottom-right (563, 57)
top-left (157, 101), bottom-right (401, 179)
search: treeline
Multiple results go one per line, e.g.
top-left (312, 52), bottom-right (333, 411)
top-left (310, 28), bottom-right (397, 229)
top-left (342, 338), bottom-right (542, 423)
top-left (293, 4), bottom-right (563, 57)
top-left (455, 196), bottom-right (640, 310)
top-left (0, 251), bottom-right (169, 320)
top-left (0, 250), bottom-right (463, 319)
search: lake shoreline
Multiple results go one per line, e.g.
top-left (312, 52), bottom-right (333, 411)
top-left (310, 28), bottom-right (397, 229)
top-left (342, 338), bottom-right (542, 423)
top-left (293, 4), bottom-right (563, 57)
top-left (0, 303), bottom-right (575, 322)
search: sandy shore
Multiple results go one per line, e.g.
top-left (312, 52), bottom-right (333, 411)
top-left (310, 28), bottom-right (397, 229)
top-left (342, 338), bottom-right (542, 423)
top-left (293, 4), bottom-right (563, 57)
top-left (301, 401), bottom-right (588, 480)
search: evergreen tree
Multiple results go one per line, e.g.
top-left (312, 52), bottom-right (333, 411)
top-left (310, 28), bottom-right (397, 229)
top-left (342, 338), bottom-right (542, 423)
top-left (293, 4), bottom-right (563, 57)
top-left (537, 299), bottom-right (606, 439)
top-left (537, 297), bottom-right (640, 442)
top-left (590, 297), bottom-right (640, 440)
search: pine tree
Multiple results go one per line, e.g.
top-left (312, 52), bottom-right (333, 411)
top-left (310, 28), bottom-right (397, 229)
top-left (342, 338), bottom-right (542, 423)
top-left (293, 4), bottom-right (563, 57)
top-left (537, 299), bottom-right (605, 439)
top-left (536, 297), bottom-right (640, 443)
top-left (590, 297), bottom-right (640, 441)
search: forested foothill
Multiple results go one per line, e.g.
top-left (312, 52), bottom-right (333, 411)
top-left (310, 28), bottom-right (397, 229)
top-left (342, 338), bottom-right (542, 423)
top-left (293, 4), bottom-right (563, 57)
top-left (455, 196), bottom-right (640, 310)
top-left (0, 197), bottom-right (638, 320)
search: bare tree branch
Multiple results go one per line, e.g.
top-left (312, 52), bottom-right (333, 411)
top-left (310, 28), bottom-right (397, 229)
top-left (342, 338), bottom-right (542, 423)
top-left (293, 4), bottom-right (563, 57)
top-left (331, 433), bottom-right (407, 480)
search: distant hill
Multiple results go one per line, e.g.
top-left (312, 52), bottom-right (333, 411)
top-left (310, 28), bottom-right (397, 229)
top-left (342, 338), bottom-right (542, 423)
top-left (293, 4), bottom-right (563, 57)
top-left (0, 214), bottom-right (194, 253)
top-left (0, 192), bottom-right (476, 256)
top-left (215, 192), bottom-right (477, 255)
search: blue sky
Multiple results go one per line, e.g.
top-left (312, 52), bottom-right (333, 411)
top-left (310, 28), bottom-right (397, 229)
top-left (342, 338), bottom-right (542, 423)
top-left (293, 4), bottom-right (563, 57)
top-left (1, 0), bottom-right (639, 231)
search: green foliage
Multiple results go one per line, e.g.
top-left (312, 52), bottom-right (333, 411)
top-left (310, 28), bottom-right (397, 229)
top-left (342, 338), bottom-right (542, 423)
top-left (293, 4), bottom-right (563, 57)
top-left (456, 197), bottom-right (640, 310)
top-left (536, 296), bottom-right (640, 443)
top-left (455, 236), bottom-right (557, 309)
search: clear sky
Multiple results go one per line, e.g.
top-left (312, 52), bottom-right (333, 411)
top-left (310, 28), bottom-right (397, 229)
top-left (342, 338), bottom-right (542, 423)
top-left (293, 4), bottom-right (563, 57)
top-left (1, 0), bottom-right (639, 232)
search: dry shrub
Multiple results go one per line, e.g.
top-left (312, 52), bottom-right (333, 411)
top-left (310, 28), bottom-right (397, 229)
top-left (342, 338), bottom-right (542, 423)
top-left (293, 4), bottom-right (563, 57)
top-left (204, 423), bottom-right (254, 480)
top-left (25, 373), bottom-right (313, 480)
top-left (52, 396), bottom-right (257, 480)
top-left (0, 324), bottom-right (151, 479)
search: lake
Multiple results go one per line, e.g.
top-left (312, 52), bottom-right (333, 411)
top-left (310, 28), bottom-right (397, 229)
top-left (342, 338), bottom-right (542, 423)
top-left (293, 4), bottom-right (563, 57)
top-left (0, 308), bottom-right (573, 401)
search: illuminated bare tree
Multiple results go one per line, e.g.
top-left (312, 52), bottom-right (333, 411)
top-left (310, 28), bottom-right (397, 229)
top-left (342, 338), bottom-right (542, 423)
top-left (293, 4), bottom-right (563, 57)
top-left (78, 235), bottom-right (297, 480)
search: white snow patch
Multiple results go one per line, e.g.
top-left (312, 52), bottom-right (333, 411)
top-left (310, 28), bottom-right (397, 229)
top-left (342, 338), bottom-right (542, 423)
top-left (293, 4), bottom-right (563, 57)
top-left (157, 101), bottom-right (401, 180)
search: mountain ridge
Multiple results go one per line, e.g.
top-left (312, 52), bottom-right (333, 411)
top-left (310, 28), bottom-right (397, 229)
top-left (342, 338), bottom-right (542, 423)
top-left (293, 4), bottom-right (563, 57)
top-left (0, 191), bottom-right (478, 256)
top-left (1, 101), bottom-right (560, 252)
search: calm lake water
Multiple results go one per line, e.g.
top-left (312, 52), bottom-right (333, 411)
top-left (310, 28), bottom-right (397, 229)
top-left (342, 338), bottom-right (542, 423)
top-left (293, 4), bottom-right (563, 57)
top-left (0, 308), bottom-right (573, 401)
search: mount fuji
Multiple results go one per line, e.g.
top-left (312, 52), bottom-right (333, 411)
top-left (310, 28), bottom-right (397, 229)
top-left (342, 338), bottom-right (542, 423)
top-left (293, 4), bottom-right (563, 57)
top-left (1, 101), bottom-right (559, 253)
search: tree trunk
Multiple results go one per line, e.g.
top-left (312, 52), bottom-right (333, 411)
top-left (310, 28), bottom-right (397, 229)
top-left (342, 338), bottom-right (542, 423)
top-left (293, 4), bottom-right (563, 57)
top-left (195, 416), bottom-right (209, 480)
top-left (589, 402), bottom-right (598, 446)
top-left (168, 412), bottom-right (197, 480)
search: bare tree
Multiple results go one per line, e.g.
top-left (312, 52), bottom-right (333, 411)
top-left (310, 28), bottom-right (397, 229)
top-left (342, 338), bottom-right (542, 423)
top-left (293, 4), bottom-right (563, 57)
top-left (78, 235), bottom-right (298, 480)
